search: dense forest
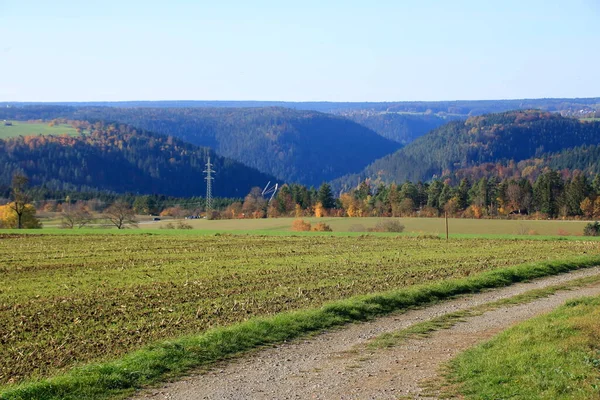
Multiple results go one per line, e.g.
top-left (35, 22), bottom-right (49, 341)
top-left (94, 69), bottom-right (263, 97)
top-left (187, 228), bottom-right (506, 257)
top-left (0, 121), bottom-right (276, 197)
top-left (344, 112), bottom-right (459, 144)
top-left (0, 106), bottom-right (401, 186)
top-left (448, 145), bottom-right (600, 183)
top-left (334, 111), bottom-right (600, 191)
top-left (320, 172), bottom-right (600, 219)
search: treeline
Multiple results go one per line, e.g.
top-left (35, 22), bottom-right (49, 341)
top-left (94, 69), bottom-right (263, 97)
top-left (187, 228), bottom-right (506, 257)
top-left (3, 171), bottom-right (600, 226)
top-left (0, 186), bottom-right (240, 216)
top-left (228, 171), bottom-right (600, 220)
top-left (0, 120), bottom-right (275, 198)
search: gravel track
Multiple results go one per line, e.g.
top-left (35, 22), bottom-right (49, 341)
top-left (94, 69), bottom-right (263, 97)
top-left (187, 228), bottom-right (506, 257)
top-left (132, 267), bottom-right (600, 400)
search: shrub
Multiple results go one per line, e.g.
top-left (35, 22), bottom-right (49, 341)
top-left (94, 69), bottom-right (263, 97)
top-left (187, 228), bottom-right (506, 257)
top-left (416, 233), bottom-right (441, 240)
top-left (291, 219), bottom-right (311, 231)
top-left (584, 221), bottom-right (600, 236)
top-left (419, 206), bottom-right (439, 218)
top-left (177, 221), bottom-right (193, 230)
top-left (370, 220), bottom-right (405, 233)
top-left (515, 224), bottom-right (530, 235)
top-left (312, 222), bottom-right (332, 232)
top-left (206, 211), bottom-right (220, 220)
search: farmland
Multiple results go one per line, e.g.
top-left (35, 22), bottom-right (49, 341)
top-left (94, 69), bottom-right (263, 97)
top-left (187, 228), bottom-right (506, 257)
top-left (1, 233), bottom-right (600, 391)
top-left (158, 216), bottom-right (592, 237)
top-left (0, 121), bottom-right (79, 139)
top-left (34, 214), bottom-right (595, 237)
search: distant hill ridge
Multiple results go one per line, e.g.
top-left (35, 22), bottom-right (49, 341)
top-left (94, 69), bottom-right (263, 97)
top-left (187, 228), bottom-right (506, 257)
top-left (0, 120), bottom-right (276, 197)
top-left (333, 110), bottom-right (600, 189)
top-left (0, 106), bottom-right (401, 186)
top-left (2, 97), bottom-right (599, 115)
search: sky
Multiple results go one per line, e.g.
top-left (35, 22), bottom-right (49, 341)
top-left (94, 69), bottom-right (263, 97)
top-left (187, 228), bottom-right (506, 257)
top-left (1, 0), bottom-right (599, 102)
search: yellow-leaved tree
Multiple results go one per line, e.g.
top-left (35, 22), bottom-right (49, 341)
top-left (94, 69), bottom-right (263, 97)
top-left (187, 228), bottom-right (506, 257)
top-left (314, 202), bottom-right (325, 218)
top-left (0, 203), bottom-right (41, 229)
top-left (580, 197), bottom-right (593, 219)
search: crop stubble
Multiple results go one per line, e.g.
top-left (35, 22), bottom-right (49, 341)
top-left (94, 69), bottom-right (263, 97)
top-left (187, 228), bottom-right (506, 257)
top-left (0, 233), bottom-right (598, 385)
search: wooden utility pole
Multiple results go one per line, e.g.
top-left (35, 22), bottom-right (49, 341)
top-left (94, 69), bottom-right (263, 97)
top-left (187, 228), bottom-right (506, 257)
top-left (445, 211), bottom-right (449, 241)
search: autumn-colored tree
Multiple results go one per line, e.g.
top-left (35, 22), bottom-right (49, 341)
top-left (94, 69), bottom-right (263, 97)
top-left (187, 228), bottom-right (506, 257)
top-left (339, 193), bottom-right (360, 217)
top-left (0, 203), bottom-right (41, 229)
top-left (314, 202), bottom-right (325, 218)
top-left (294, 204), bottom-right (303, 218)
top-left (594, 197), bottom-right (600, 219)
top-left (160, 206), bottom-right (185, 218)
top-left (444, 197), bottom-right (460, 217)
top-left (223, 202), bottom-right (242, 219)
top-left (43, 201), bottom-right (59, 212)
top-left (580, 197), bottom-right (594, 219)
top-left (419, 205), bottom-right (440, 218)
top-left (9, 174), bottom-right (32, 229)
top-left (242, 187), bottom-right (267, 218)
top-left (267, 202), bottom-right (280, 218)
top-left (398, 198), bottom-right (415, 216)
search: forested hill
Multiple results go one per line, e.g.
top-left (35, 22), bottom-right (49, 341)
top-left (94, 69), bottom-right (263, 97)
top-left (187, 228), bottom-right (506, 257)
top-left (333, 111), bottom-right (600, 189)
top-left (0, 121), bottom-right (276, 197)
top-left (345, 113), bottom-right (461, 144)
top-left (0, 106), bottom-right (401, 186)
top-left (451, 144), bottom-right (600, 182)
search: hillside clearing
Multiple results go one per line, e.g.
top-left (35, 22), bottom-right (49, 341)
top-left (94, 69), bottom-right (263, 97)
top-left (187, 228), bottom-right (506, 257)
top-left (0, 121), bottom-right (79, 139)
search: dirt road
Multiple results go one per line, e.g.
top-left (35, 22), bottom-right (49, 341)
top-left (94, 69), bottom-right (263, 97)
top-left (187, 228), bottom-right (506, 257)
top-left (132, 267), bottom-right (600, 400)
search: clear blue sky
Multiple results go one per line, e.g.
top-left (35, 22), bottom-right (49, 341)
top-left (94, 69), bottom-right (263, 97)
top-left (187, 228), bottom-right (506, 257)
top-left (1, 0), bottom-right (599, 102)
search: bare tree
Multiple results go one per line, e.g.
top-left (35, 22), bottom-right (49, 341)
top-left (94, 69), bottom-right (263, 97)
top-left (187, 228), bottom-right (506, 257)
top-left (62, 201), bottom-right (94, 229)
top-left (9, 174), bottom-right (31, 229)
top-left (105, 201), bottom-right (138, 229)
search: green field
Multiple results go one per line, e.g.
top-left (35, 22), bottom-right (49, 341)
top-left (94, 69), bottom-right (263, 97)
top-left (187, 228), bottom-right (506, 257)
top-left (1, 233), bottom-right (600, 391)
top-left (449, 294), bottom-right (600, 399)
top-left (140, 216), bottom-right (591, 237)
top-left (0, 121), bottom-right (79, 139)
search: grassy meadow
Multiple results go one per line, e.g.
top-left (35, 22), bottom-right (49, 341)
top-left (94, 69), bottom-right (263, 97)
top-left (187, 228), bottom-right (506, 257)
top-left (448, 294), bottom-right (600, 399)
top-left (32, 214), bottom-right (595, 238)
top-left (159, 216), bottom-right (592, 237)
top-left (0, 121), bottom-right (79, 139)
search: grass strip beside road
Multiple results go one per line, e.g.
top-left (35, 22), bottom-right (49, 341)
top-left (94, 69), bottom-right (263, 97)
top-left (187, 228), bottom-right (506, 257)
top-left (446, 294), bottom-right (600, 400)
top-left (3, 255), bottom-right (600, 400)
top-left (368, 273), bottom-right (600, 349)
